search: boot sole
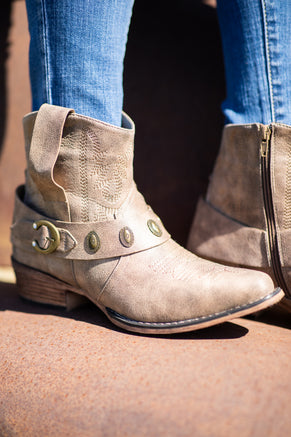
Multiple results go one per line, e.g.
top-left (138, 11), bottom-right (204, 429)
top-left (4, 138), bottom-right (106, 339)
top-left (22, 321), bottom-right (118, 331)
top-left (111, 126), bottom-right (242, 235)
top-left (12, 259), bottom-right (284, 335)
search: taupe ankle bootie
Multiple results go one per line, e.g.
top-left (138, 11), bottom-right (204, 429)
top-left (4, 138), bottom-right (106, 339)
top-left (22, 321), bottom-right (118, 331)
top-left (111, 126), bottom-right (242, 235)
top-left (11, 105), bottom-right (283, 334)
top-left (188, 123), bottom-right (291, 312)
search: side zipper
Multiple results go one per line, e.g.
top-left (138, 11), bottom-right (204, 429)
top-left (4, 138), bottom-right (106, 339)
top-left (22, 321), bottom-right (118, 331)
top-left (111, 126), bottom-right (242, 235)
top-left (261, 126), bottom-right (289, 295)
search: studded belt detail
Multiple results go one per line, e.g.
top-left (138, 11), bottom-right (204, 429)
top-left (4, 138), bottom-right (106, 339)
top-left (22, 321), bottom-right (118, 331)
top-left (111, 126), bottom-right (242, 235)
top-left (11, 188), bottom-right (171, 260)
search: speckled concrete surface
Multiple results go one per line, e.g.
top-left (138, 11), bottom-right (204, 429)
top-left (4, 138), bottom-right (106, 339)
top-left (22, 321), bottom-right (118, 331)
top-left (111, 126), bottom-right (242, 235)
top-left (0, 281), bottom-right (290, 437)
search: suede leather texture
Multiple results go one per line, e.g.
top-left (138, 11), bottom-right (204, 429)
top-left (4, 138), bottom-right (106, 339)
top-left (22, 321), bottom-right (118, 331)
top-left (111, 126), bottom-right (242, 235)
top-left (12, 105), bottom-right (276, 324)
top-left (188, 122), bottom-right (291, 301)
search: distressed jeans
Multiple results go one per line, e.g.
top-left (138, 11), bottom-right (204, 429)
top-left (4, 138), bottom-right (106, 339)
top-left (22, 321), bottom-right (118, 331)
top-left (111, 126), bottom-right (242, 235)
top-left (25, 0), bottom-right (134, 126)
top-left (25, 0), bottom-right (291, 126)
top-left (217, 0), bottom-right (291, 125)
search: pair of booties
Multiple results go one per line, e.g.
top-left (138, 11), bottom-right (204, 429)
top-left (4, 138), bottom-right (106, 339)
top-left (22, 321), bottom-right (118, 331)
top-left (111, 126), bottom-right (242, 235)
top-left (11, 104), bottom-right (285, 334)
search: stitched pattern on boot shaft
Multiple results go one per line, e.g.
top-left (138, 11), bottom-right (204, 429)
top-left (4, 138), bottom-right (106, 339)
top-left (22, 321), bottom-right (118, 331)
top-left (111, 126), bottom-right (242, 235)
top-left (283, 147), bottom-right (291, 229)
top-left (80, 127), bottom-right (89, 221)
top-left (55, 124), bottom-right (132, 222)
top-left (80, 128), bottom-right (120, 221)
top-left (86, 127), bottom-right (131, 205)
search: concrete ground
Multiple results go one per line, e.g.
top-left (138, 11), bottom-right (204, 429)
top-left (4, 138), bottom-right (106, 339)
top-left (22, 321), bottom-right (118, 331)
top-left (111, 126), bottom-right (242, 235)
top-left (1, 281), bottom-right (291, 437)
top-left (0, 1), bottom-right (290, 436)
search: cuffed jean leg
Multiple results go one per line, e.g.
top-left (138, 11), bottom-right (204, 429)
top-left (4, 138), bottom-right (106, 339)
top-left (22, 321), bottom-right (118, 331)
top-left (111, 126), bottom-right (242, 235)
top-left (217, 0), bottom-right (291, 125)
top-left (25, 0), bottom-right (134, 126)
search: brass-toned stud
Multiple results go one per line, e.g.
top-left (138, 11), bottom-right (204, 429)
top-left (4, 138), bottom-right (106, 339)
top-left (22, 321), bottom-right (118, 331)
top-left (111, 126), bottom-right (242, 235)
top-left (32, 220), bottom-right (61, 254)
top-left (147, 219), bottom-right (162, 237)
top-left (86, 231), bottom-right (100, 253)
top-left (119, 227), bottom-right (134, 248)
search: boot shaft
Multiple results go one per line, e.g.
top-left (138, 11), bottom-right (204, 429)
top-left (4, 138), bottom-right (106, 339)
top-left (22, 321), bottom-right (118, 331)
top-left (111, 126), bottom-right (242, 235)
top-left (189, 122), bottom-right (291, 297)
top-left (23, 104), bottom-right (135, 222)
top-left (206, 123), bottom-right (291, 232)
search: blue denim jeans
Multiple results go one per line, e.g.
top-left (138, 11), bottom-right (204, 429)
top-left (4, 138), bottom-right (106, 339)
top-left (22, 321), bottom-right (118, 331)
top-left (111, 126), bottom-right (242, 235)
top-left (217, 0), bottom-right (291, 125)
top-left (25, 0), bottom-right (134, 126)
top-left (26, 0), bottom-right (291, 126)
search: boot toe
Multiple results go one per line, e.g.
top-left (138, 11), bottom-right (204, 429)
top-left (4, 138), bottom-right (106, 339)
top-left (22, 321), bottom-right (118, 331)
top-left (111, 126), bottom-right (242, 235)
top-left (97, 241), bottom-right (282, 333)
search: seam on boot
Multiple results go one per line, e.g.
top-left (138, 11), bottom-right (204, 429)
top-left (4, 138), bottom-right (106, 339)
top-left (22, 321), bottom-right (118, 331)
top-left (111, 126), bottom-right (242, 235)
top-left (204, 199), bottom-right (254, 229)
top-left (96, 256), bottom-right (122, 303)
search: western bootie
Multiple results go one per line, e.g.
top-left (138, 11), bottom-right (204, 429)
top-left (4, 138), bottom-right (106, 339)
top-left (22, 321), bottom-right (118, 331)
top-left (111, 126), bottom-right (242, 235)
top-left (11, 105), bottom-right (283, 334)
top-left (188, 123), bottom-right (291, 312)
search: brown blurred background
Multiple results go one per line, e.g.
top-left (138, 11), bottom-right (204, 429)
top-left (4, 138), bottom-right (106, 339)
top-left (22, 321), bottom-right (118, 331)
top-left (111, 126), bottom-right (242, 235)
top-left (0, 0), bottom-right (224, 267)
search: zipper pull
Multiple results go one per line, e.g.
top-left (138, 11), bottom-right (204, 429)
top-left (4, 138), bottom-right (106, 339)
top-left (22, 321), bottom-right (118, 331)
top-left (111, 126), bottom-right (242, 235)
top-left (261, 126), bottom-right (271, 157)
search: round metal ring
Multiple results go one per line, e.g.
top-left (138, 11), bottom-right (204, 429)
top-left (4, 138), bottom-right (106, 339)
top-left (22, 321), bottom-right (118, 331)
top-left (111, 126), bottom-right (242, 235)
top-left (32, 220), bottom-right (61, 254)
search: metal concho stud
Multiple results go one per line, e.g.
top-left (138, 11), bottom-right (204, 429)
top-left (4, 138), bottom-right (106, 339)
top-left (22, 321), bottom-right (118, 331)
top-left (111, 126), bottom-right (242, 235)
top-left (119, 227), bottom-right (134, 248)
top-left (147, 219), bottom-right (162, 237)
top-left (86, 231), bottom-right (100, 253)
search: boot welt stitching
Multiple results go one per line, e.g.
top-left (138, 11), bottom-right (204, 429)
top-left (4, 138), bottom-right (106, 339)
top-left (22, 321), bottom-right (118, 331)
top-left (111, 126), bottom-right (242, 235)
top-left (106, 287), bottom-right (281, 328)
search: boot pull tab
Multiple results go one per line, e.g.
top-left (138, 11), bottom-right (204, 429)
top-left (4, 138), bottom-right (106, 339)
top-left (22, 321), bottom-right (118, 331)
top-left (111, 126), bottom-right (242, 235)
top-left (28, 103), bottom-right (75, 219)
